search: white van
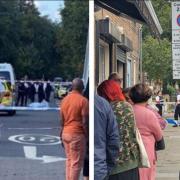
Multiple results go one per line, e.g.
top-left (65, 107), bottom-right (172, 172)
top-left (0, 63), bottom-right (15, 87)
top-left (0, 63), bottom-right (16, 115)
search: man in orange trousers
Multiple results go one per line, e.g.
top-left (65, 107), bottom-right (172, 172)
top-left (60, 78), bottom-right (89, 180)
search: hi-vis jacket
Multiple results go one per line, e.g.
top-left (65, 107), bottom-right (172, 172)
top-left (0, 81), bottom-right (12, 105)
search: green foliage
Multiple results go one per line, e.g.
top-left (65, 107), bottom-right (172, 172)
top-left (56, 0), bottom-right (89, 79)
top-left (167, 84), bottom-right (176, 95)
top-left (142, 36), bottom-right (171, 82)
top-left (142, 0), bottom-right (172, 85)
top-left (0, 0), bottom-right (88, 80)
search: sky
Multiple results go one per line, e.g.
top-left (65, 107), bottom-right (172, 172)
top-left (34, 1), bottom-right (64, 22)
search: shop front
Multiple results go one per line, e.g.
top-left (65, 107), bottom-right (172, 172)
top-left (95, 0), bottom-right (162, 88)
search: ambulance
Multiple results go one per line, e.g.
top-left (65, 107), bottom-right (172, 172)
top-left (0, 63), bottom-right (16, 115)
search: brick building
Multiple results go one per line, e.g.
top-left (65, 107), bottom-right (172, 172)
top-left (95, 0), bottom-right (162, 88)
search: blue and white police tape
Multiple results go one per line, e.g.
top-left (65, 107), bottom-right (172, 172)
top-left (0, 106), bottom-right (60, 111)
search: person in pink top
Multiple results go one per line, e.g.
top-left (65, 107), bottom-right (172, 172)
top-left (129, 84), bottom-right (163, 180)
top-left (123, 87), bottom-right (167, 130)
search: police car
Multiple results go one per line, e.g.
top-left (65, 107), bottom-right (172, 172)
top-left (0, 63), bottom-right (16, 115)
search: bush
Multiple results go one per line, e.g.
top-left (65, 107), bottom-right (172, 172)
top-left (167, 84), bottom-right (176, 96)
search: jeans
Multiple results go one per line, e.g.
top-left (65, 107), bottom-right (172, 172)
top-left (62, 133), bottom-right (86, 180)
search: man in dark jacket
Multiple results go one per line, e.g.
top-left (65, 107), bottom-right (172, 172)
top-left (45, 82), bottom-right (52, 102)
top-left (38, 82), bottom-right (45, 102)
top-left (94, 95), bottom-right (120, 180)
top-left (29, 82), bottom-right (36, 103)
top-left (16, 81), bottom-right (26, 106)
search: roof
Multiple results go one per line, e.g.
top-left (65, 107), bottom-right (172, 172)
top-left (95, 0), bottom-right (163, 38)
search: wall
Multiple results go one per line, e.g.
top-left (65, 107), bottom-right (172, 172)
top-left (95, 7), bottom-right (142, 86)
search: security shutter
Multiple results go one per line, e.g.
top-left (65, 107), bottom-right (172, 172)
top-left (116, 47), bottom-right (126, 63)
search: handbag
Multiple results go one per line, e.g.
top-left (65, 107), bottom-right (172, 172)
top-left (136, 128), bottom-right (151, 168)
top-left (155, 137), bottom-right (165, 151)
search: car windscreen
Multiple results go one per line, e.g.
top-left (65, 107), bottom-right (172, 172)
top-left (0, 71), bottom-right (10, 81)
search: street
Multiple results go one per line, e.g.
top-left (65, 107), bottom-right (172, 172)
top-left (0, 110), bottom-right (66, 180)
top-left (157, 123), bottom-right (180, 180)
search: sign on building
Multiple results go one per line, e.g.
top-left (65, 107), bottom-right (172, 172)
top-left (172, 2), bottom-right (180, 79)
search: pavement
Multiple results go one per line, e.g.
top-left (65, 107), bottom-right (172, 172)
top-left (0, 110), bottom-right (66, 180)
top-left (156, 119), bottom-right (180, 180)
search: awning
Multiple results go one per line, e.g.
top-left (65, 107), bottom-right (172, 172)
top-left (95, 0), bottom-right (163, 38)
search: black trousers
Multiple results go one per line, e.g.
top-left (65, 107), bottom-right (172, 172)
top-left (174, 104), bottom-right (180, 120)
top-left (156, 104), bottom-right (163, 116)
top-left (108, 168), bottom-right (139, 180)
top-left (16, 93), bottom-right (25, 106)
top-left (83, 159), bottom-right (89, 177)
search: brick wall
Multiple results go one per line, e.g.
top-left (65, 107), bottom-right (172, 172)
top-left (95, 8), bottom-right (142, 86)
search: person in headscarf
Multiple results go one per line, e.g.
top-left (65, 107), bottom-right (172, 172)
top-left (98, 80), bottom-right (125, 102)
top-left (97, 80), bottom-right (140, 180)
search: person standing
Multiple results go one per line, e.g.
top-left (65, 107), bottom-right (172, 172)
top-left (108, 72), bottom-right (125, 101)
top-left (129, 84), bottom-right (163, 180)
top-left (38, 82), bottom-right (45, 102)
top-left (98, 80), bottom-right (140, 180)
top-left (173, 91), bottom-right (180, 127)
top-left (34, 81), bottom-right (39, 102)
top-left (24, 81), bottom-right (29, 106)
top-left (29, 82), bottom-right (36, 103)
top-left (123, 88), bottom-right (167, 130)
top-left (83, 80), bottom-right (89, 180)
top-left (108, 72), bottom-right (122, 87)
top-left (155, 91), bottom-right (163, 116)
top-left (0, 79), bottom-right (5, 103)
top-left (60, 78), bottom-right (89, 180)
top-left (94, 94), bottom-right (119, 180)
top-left (45, 81), bottom-right (52, 102)
top-left (16, 81), bottom-right (25, 106)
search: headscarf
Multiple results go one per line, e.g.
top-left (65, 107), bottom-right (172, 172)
top-left (97, 80), bottom-right (125, 102)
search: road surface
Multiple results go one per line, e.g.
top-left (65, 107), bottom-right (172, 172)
top-left (0, 110), bottom-right (66, 180)
top-left (156, 123), bottom-right (180, 180)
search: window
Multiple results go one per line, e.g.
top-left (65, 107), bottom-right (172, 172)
top-left (0, 71), bottom-right (10, 81)
top-left (99, 40), bottom-right (109, 84)
top-left (99, 45), bottom-right (105, 83)
top-left (127, 59), bottom-right (132, 87)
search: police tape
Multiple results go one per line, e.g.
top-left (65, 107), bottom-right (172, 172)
top-left (152, 102), bottom-right (176, 105)
top-left (0, 106), bottom-right (60, 111)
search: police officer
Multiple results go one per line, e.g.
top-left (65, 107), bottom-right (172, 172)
top-left (0, 79), bottom-right (5, 103)
top-left (16, 81), bottom-right (26, 106)
top-left (1, 80), bottom-right (12, 106)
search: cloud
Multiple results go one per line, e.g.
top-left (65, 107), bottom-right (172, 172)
top-left (34, 1), bottom-right (64, 22)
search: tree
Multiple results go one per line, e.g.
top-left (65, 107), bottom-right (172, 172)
top-left (0, 0), bottom-right (88, 80)
top-left (142, 0), bottom-right (172, 89)
top-left (0, 0), bottom-right (60, 79)
top-left (143, 0), bottom-right (171, 40)
top-left (56, 0), bottom-right (89, 79)
top-left (142, 36), bottom-right (172, 84)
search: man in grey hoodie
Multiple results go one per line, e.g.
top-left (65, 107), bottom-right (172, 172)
top-left (94, 95), bottom-right (120, 180)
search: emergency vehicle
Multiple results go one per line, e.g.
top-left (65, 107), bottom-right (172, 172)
top-left (0, 63), bottom-right (16, 115)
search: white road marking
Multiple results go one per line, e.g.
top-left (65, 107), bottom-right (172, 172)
top-left (7, 127), bottom-right (60, 130)
top-left (24, 146), bottom-right (66, 163)
top-left (8, 134), bottom-right (61, 145)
